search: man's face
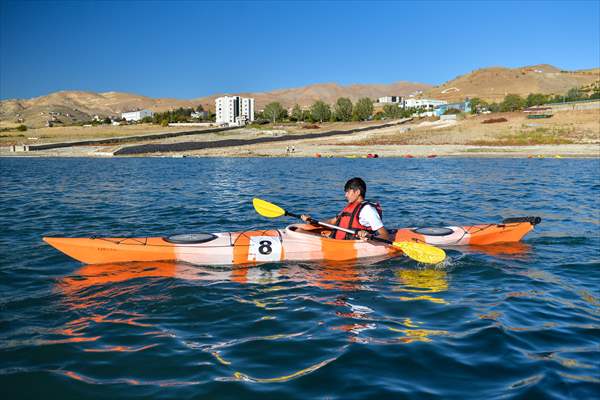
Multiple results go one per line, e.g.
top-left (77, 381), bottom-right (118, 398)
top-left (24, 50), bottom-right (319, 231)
top-left (345, 188), bottom-right (361, 203)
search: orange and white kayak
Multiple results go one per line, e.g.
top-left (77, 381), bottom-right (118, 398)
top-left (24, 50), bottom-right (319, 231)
top-left (43, 217), bottom-right (539, 265)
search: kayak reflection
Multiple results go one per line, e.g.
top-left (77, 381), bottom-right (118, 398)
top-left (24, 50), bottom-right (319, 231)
top-left (55, 261), bottom-right (453, 351)
top-left (452, 242), bottom-right (533, 258)
top-left (58, 258), bottom-right (392, 296)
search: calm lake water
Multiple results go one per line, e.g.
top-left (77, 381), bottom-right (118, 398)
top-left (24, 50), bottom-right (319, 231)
top-left (1, 157), bottom-right (599, 399)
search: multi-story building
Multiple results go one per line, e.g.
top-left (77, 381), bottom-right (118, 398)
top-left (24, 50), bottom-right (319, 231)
top-left (378, 96), bottom-right (403, 104)
top-left (215, 96), bottom-right (255, 126)
top-left (121, 109), bottom-right (153, 121)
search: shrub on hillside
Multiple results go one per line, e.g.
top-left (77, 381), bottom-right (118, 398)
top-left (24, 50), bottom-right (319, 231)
top-left (17, 124), bottom-right (27, 131)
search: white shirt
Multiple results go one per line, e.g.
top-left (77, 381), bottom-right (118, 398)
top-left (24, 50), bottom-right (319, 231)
top-left (358, 204), bottom-right (384, 231)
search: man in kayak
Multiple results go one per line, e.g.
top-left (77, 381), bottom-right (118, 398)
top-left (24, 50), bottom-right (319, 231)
top-left (301, 177), bottom-right (390, 241)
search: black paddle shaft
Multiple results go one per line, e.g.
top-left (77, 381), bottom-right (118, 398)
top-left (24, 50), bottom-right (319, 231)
top-left (285, 211), bottom-right (394, 245)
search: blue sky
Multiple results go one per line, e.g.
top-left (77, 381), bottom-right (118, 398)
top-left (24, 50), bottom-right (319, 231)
top-left (1, 0), bottom-right (598, 100)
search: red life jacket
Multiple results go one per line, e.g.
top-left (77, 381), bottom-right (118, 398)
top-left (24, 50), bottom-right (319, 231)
top-left (332, 200), bottom-right (383, 240)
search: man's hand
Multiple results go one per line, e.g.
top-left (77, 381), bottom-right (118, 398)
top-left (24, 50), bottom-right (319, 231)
top-left (300, 214), bottom-right (312, 222)
top-left (356, 230), bottom-right (369, 241)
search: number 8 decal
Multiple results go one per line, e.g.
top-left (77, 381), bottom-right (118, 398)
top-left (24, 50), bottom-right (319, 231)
top-left (258, 240), bottom-right (272, 255)
top-left (249, 236), bottom-right (282, 262)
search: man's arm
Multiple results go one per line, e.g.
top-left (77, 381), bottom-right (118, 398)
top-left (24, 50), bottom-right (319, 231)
top-left (376, 226), bottom-right (390, 241)
top-left (356, 204), bottom-right (390, 241)
top-left (300, 215), bottom-right (338, 225)
top-left (357, 226), bottom-right (389, 241)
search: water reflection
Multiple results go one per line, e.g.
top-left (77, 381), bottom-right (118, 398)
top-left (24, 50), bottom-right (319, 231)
top-left (456, 242), bottom-right (533, 258)
top-left (394, 268), bottom-right (449, 304)
top-left (47, 239), bottom-right (561, 386)
top-left (57, 260), bottom-right (383, 299)
top-left (55, 262), bottom-right (178, 350)
top-left (56, 261), bottom-right (454, 338)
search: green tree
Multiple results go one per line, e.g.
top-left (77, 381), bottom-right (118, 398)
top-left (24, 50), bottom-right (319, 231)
top-left (152, 107), bottom-right (195, 123)
top-left (263, 102), bottom-right (286, 123)
top-left (525, 93), bottom-right (549, 107)
top-left (302, 110), bottom-right (312, 122)
top-left (291, 104), bottom-right (303, 122)
top-left (17, 124), bottom-right (27, 132)
top-left (488, 102), bottom-right (501, 113)
top-left (354, 97), bottom-right (374, 120)
top-left (566, 87), bottom-right (583, 101)
top-left (196, 104), bottom-right (204, 112)
top-left (400, 107), bottom-right (418, 118)
top-left (469, 97), bottom-right (488, 114)
top-left (310, 100), bottom-right (331, 123)
top-left (500, 94), bottom-right (524, 112)
top-left (103, 117), bottom-right (112, 124)
top-left (334, 97), bottom-right (353, 121)
top-left (383, 104), bottom-right (402, 119)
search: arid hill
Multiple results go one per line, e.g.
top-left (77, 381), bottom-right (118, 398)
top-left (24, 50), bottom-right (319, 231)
top-left (1, 63), bottom-right (598, 127)
top-left (0, 81), bottom-right (429, 128)
top-left (0, 91), bottom-right (201, 128)
top-left (424, 64), bottom-right (599, 102)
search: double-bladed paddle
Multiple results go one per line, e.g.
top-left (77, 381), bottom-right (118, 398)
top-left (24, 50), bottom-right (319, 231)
top-left (252, 198), bottom-right (446, 264)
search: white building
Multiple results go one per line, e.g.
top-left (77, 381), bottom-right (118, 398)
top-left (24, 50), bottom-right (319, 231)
top-left (191, 110), bottom-right (209, 119)
top-left (402, 98), bottom-right (447, 110)
top-left (378, 96), bottom-right (402, 103)
top-left (121, 109), bottom-right (153, 121)
top-left (215, 96), bottom-right (255, 126)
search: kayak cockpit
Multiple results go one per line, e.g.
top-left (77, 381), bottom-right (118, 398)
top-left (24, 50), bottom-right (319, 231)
top-left (286, 224), bottom-right (331, 237)
top-left (163, 233), bottom-right (218, 244)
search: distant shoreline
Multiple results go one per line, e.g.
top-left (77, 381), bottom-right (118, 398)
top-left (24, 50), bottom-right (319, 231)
top-left (2, 107), bottom-right (598, 159)
top-left (2, 144), bottom-right (598, 159)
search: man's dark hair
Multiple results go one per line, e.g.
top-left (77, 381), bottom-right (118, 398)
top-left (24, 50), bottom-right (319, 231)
top-left (344, 177), bottom-right (366, 197)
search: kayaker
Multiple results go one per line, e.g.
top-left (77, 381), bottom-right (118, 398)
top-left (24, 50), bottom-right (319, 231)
top-left (301, 177), bottom-right (390, 241)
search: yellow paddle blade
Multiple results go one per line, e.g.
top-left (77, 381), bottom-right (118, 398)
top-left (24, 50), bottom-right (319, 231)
top-left (393, 241), bottom-right (446, 265)
top-left (253, 198), bottom-right (286, 218)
